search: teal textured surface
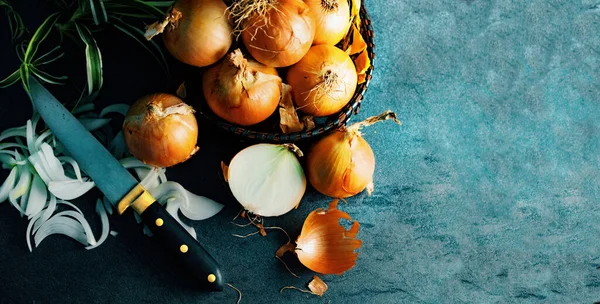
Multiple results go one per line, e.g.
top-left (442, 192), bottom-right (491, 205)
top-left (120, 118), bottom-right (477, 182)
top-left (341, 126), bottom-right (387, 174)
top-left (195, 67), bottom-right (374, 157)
top-left (1, 0), bottom-right (600, 303)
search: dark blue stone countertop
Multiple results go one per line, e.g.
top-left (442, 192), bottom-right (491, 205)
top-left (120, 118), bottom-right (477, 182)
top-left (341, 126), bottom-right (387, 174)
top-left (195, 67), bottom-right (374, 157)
top-left (1, 1), bottom-right (600, 303)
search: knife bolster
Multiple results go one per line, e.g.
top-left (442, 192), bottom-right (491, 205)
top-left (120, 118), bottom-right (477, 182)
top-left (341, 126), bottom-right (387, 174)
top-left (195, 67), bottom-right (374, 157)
top-left (117, 183), bottom-right (155, 215)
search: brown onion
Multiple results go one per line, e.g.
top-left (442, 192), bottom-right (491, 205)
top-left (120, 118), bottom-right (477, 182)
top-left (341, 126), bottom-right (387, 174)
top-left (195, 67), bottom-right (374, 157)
top-left (306, 111), bottom-right (400, 198)
top-left (304, 0), bottom-right (351, 45)
top-left (203, 49), bottom-right (282, 126)
top-left (123, 94), bottom-right (199, 168)
top-left (230, 0), bottom-right (316, 67)
top-left (147, 0), bottom-right (233, 67)
top-left (286, 44), bottom-right (357, 116)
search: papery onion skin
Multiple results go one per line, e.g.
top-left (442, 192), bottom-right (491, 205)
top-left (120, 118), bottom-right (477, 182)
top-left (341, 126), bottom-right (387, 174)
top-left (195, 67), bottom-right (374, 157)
top-left (237, 0), bottom-right (316, 67)
top-left (295, 199), bottom-right (361, 275)
top-left (163, 0), bottom-right (233, 67)
top-left (227, 144), bottom-right (306, 217)
top-left (304, 0), bottom-right (351, 45)
top-left (203, 49), bottom-right (282, 126)
top-left (306, 129), bottom-right (374, 198)
top-left (123, 94), bottom-right (199, 168)
top-left (287, 44), bottom-right (357, 116)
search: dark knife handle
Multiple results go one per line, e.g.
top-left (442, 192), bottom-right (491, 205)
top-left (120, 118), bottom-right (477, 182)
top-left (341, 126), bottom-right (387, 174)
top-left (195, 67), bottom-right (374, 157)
top-left (140, 201), bottom-right (224, 291)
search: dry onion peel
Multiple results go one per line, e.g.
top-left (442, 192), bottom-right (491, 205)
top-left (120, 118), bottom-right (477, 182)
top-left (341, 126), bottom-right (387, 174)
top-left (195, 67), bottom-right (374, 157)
top-left (306, 111), bottom-right (400, 198)
top-left (225, 143), bottom-right (306, 217)
top-left (280, 275), bottom-right (328, 296)
top-left (203, 49), bottom-right (282, 126)
top-left (279, 199), bottom-right (362, 275)
top-left (278, 83), bottom-right (304, 133)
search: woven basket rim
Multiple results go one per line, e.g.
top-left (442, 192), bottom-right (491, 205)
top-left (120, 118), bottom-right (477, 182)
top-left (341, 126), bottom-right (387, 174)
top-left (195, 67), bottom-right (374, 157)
top-left (199, 4), bottom-right (376, 143)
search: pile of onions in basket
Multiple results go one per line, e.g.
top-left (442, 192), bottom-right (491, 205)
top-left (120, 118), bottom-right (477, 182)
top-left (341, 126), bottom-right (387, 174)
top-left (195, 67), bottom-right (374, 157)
top-left (143, 0), bottom-right (366, 131)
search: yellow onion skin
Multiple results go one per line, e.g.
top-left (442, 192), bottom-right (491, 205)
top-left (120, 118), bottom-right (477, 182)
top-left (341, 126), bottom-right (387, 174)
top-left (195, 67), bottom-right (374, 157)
top-left (295, 199), bottom-right (361, 275)
top-left (241, 0), bottom-right (316, 67)
top-left (123, 94), bottom-right (199, 168)
top-left (286, 44), bottom-right (357, 116)
top-left (163, 0), bottom-right (233, 67)
top-left (306, 130), bottom-right (374, 198)
top-left (304, 0), bottom-right (351, 45)
top-left (203, 50), bottom-right (282, 126)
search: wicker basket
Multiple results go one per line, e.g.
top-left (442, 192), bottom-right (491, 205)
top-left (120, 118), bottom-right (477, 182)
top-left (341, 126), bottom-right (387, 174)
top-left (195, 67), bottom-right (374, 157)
top-left (197, 5), bottom-right (375, 143)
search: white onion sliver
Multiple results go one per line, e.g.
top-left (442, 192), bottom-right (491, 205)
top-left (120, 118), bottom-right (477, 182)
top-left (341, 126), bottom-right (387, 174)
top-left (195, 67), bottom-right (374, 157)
top-left (79, 118), bottom-right (112, 132)
top-left (0, 142), bottom-right (28, 152)
top-left (34, 130), bottom-right (53, 150)
top-left (119, 157), bottom-right (151, 169)
top-left (102, 196), bottom-right (113, 214)
top-left (110, 230), bottom-right (118, 237)
top-left (0, 127), bottom-right (26, 142)
top-left (100, 104), bottom-right (130, 117)
top-left (137, 168), bottom-right (160, 190)
top-left (157, 168), bottom-right (167, 184)
top-left (48, 180), bottom-right (95, 200)
top-left (85, 199), bottom-right (110, 250)
top-left (25, 174), bottom-right (48, 218)
top-left (58, 156), bottom-right (84, 182)
top-left (26, 120), bottom-right (35, 153)
top-left (26, 210), bottom-right (44, 252)
top-left (8, 166), bottom-right (30, 214)
top-left (28, 152), bottom-right (52, 184)
top-left (34, 214), bottom-right (88, 247)
top-left (149, 182), bottom-right (188, 206)
top-left (60, 210), bottom-right (97, 246)
top-left (0, 166), bottom-right (18, 203)
top-left (40, 143), bottom-right (67, 181)
top-left (179, 191), bottom-right (224, 221)
top-left (34, 195), bottom-right (57, 233)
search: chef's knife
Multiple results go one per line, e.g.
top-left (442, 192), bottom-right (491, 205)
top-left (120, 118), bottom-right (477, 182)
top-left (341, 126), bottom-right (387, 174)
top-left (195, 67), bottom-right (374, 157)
top-left (28, 77), bottom-right (224, 291)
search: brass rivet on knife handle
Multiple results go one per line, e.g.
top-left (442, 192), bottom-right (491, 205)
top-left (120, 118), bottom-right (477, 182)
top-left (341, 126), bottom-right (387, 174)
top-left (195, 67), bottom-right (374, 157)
top-left (117, 184), bottom-right (155, 215)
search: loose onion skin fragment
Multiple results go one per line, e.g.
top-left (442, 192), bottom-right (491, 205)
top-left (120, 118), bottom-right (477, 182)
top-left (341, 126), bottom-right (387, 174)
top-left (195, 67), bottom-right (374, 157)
top-left (295, 199), bottom-right (361, 275)
top-left (123, 93), bottom-right (199, 168)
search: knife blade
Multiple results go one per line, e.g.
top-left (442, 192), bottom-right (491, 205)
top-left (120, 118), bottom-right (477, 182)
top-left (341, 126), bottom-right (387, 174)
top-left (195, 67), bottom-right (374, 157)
top-left (28, 77), bottom-right (224, 291)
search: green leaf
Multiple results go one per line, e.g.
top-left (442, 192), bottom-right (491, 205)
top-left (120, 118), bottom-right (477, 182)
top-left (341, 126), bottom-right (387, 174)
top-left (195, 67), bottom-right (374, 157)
top-left (104, 0), bottom-right (164, 18)
top-left (0, 69), bottom-right (20, 88)
top-left (20, 64), bottom-right (30, 93)
top-left (88, 0), bottom-right (108, 25)
top-left (32, 46), bottom-right (65, 66)
top-left (30, 66), bottom-right (68, 85)
top-left (24, 12), bottom-right (60, 64)
top-left (75, 23), bottom-right (103, 95)
top-left (1, 0), bottom-right (25, 42)
top-left (143, 1), bottom-right (174, 8)
top-left (111, 17), bottom-right (169, 77)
